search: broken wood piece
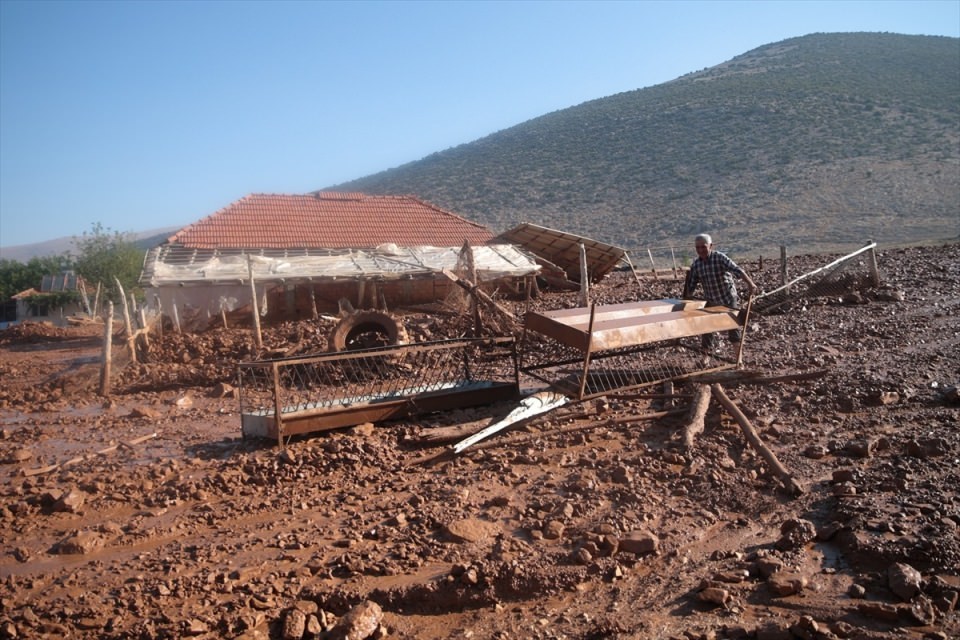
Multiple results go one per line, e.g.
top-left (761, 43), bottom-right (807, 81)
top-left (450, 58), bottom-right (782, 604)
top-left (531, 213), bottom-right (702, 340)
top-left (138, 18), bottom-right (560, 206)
top-left (453, 391), bottom-right (568, 454)
top-left (683, 384), bottom-right (711, 449)
top-left (124, 432), bottom-right (159, 448)
top-left (690, 369), bottom-right (827, 386)
top-left (439, 269), bottom-right (517, 322)
top-left (710, 384), bottom-right (804, 496)
top-left (22, 464), bottom-right (60, 477)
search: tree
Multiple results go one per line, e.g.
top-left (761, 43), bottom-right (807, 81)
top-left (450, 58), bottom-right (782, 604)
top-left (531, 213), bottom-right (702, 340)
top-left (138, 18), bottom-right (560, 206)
top-left (71, 223), bottom-right (145, 302)
top-left (0, 255), bottom-right (73, 301)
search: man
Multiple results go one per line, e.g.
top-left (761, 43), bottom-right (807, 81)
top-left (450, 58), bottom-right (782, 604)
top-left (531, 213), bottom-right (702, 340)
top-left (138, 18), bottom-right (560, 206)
top-left (682, 233), bottom-right (757, 350)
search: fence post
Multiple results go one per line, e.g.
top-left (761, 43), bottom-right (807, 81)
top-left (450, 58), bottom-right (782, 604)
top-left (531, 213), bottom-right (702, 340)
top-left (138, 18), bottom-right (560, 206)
top-left (780, 246), bottom-right (788, 287)
top-left (866, 240), bottom-right (880, 286)
top-left (99, 301), bottom-right (113, 397)
top-left (578, 243), bottom-right (589, 307)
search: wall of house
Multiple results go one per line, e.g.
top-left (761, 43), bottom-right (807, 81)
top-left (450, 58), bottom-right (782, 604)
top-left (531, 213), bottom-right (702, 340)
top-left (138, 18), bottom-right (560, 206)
top-left (148, 274), bottom-right (534, 331)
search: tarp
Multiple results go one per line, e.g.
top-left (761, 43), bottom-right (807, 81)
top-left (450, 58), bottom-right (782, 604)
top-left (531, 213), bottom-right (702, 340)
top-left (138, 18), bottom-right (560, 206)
top-left (140, 243), bottom-right (539, 287)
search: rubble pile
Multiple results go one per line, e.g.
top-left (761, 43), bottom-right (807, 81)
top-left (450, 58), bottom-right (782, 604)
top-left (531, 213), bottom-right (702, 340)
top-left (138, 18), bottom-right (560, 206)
top-left (0, 243), bottom-right (957, 639)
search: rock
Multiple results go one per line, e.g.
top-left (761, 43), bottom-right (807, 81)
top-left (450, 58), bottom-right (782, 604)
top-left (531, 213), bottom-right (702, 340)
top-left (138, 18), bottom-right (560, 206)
top-left (789, 615), bottom-right (819, 640)
top-left (209, 382), bottom-right (237, 398)
top-left (282, 608), bottom-right (306, 640)
top-left (767, 572), bottom-right (807, 597)
top-left (542, 520), bottom-right (565, 540)
top-left (803, 444), bottom-right (828, 459)
top-left (129, 406), bottom-right (161, 419)
top-left (174, 395), bottom-right (193, 409)
top-left (185, 619), bottom-right (208, 635)
top-left (333, 600), bottom-right (382, 640)
top-left (848, 583), bottom-right (866, 598)
top-left (906, 437), bottom-right (949, 458)
top-left (445, 518), bottom-right (498, 544)
top-left (775, 518), bottom-right (816, 551)
top-left (816, 521), bottom-right (846, 541)
top-left (844, 439), bottom-right (876, 458)
top-left (52, 531), bottom-right (105, 555)
top-left (698, 587), bottom-right (729, 606)
top-left (573, 547), bottom-right (592, 565)
top-left (619, 530), bottom-right (659, 555)
top-left (755, 622), bottom-right (792, 640)
top-left (5, 448), bottom-right (32, 463)
top-left (888, 562), bottom-right (922, 601)
top-left (877, 391), bottom-right (900, 405)
top-left (351, 422), bottom-right (375, 437)
top-left (755, 556), bottom-right (784, 579)
top-left (53, 488), bottom-right (86, 513)
top-left (306, 614), bottom-right (323, 635)
top-left (857, 602), bottom-right (900, 622)
top-left (908, 595), bottom-right (937, 626)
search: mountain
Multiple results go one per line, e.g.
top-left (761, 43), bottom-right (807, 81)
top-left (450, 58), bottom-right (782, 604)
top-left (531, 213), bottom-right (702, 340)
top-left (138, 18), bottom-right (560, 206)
top-left (330, 33), bottom-right (960, 257)
top-left (0, 227), bottom-right (180, 263)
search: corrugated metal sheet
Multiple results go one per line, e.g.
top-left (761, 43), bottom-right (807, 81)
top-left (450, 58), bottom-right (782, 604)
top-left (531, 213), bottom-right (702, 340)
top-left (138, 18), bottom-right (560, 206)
top-left (495, 222), bottom-right (627, 283)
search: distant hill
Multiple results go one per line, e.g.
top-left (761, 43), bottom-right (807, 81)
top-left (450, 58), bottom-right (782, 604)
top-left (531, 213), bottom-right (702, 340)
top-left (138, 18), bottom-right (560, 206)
top-left (0, 227), bottom-right (179, 262)
top-left (330, 33), bottom-right (960, 258)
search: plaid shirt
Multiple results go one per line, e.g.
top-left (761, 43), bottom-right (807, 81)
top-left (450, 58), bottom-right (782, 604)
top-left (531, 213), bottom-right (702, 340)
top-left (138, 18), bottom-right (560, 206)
top-left (686, 251), bottom-right (746, 308)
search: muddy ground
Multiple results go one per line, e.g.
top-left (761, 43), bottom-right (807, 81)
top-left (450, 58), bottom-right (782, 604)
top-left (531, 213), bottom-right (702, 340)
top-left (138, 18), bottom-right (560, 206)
top-left (0, 243), bottom-right (958, 640)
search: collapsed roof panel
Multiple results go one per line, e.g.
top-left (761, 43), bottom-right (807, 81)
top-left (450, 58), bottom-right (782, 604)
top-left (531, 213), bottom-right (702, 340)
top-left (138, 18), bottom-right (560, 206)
top-left (494, 222), bottom-right (627, 283)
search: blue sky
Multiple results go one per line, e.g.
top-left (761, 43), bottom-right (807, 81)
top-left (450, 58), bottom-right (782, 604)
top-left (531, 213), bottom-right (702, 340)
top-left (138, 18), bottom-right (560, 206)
top-left (1, 0), bottom-right (958, 250)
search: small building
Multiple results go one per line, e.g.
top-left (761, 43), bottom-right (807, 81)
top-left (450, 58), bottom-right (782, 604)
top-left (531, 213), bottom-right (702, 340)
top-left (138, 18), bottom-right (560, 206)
top-left (9, 271), bottom-right (90, 327)
top-left (140, 192), bottom-right (541, 330)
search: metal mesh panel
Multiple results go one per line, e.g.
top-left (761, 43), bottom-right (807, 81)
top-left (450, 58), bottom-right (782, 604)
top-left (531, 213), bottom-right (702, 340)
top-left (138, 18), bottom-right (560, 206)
top-left (238, 337), bottom-right (517, 426)
top-left (520, 335), bottom-right (734, 400)
top-left (753, 242), bottom-right (880, 315)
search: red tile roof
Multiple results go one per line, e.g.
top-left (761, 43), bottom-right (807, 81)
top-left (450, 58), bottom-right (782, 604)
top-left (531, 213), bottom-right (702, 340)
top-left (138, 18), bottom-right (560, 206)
top-left (167, 192), bottom-right (494, 249)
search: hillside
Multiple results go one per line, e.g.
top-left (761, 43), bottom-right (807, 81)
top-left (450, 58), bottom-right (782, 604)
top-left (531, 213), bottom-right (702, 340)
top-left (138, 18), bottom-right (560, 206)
top-left (332, 33), bottom-right (960, 258)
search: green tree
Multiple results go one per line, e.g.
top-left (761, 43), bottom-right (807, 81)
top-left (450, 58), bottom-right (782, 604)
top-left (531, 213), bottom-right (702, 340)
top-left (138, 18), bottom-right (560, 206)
top-left (0, 254), bottom-right (73, 301)
top-left (71, 223), bottom-right (145, 302)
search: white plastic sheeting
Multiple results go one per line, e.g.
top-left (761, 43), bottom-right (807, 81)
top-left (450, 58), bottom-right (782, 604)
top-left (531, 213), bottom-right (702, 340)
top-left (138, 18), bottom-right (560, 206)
top-left (141, 244), bottom-right (540, 330)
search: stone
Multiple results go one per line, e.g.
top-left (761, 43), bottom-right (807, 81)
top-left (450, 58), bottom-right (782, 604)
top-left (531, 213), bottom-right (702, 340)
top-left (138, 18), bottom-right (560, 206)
top-left (767, 572), bottom-right (807, 597)
top-left (129, 406), bottom-right (161, 419)
top-left (755, 622), bottom-right (792, 640)
top-left (53, 488), bottom-right (86, 513)
top-left (857, 602), bottom-right (899, 622)
top-left (53, 531), bottom-right (106, 555)
top-left (445, 518), bottom-right (498, 544)
top-left (619, 530), bottom-right (659, 555)
top-left (542, 520), bottom-right (565, 540)
top-left (698, 587), bottom-right (729, 606)
top-left (281, 608), bottom-right (306, 640)
top-left (755, 556), bottom-right (784, 579)
top-left (845, 439), bottom-right (876, 458)
top-left (333, 600), bottom-right (382, 640)
top-left (888, 562), bottom-right (922, 601)
top-left (775, 518), bottom-right (816, 551)
top-left (209, 382), bottom-right (237, 398)
top-left (351, 422), bottom-right (375, 437)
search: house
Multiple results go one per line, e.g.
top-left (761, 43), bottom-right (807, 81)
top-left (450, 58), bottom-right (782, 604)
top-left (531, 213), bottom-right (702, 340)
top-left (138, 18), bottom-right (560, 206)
top-left (140, 192), bottom-right (541, 330)
top-left (8, 271), bottom-right (90, 327)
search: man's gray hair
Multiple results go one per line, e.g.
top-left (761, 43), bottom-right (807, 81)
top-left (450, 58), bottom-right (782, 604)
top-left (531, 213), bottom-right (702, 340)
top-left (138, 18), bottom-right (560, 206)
top-left (695, 233), bottom-right (712, 245)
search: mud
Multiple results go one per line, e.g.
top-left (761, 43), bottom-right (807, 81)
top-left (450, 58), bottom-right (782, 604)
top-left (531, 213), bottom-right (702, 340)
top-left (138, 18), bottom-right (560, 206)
top-left (1, 244), bottom-right (958, 640)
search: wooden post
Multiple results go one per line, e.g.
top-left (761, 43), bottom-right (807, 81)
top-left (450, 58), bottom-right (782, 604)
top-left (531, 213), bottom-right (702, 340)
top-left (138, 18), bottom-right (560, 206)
top-left (153, 294), bottom-right (163, 340)
top-left (114, 277), bottom-right (132, 339)
top-left (711, 384), bottom-right (804, 496)
top-left (357, 279), bottom-right (366, 310)
top-left (670, 247), bottom-right (679, 280)
top-left (309, 282), bottom-right (318, 320)
top-left (578, 243), bottom-right (589, 308)
top-left (866, 240), bottom-right (879, 286)
top-left (464, 240), bottom-right (482, 336)
top-left (93, 282), bottom-right (102, 318)
top-left (99, 302), bottom-right (114, 396)
top-left (220, 301), bottom-right (229, 329)
top-left (683, 384), bottom-right (711, 449)
top-left (647, 248), bottom-right (659, 280)
top-left (172, 299), bottom-right (182, 334)
top-left (780, 245), bottom-right (788, 287)
top-left (138, 307), bottom-right (150, 351)
top-left (248, 256), bottom-right (263, 349)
